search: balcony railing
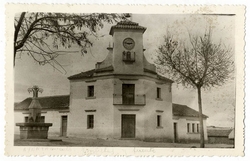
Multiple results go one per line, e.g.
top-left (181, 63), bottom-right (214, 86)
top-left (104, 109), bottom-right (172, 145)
top-left (113, 94), bottom-right (146, 105)
top-left (122, 51), bottom-right (135, 62)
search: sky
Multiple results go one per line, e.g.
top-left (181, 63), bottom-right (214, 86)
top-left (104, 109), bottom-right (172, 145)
top-left (14, 14), bottom-right (235, 128)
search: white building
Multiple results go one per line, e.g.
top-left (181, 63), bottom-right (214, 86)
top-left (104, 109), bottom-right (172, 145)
top-left (15, 20), bottom-right (208, 143)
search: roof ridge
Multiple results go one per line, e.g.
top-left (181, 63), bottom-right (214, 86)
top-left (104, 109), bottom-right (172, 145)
top-left (68, 66), bottom-right (114, 80)
top-left (36, 95), bottom-right (70, 98)
top-left (157, 74), bottom-right (174, 83)
top-left (117, 20), bottom-right (139, 25)
top-left (109, 21), bottom-right (147, 35)
top-left (15, 95), bottom-right (70, 110)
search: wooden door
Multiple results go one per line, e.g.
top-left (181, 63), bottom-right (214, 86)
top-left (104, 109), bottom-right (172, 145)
top-left (121, 114), bottom-right (136, 138)
top-left (174, 123), bottom-right (178, 143)
top-left (61, 116), bottom-right (68, 137)
top-left (122, 84), bottom-right (135, 104)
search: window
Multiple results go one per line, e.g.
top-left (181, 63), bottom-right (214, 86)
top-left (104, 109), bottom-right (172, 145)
top-left (157, 87), bottom-right (161, 99)
top-left (187, 123), bottom-right (199, 133)
top-left (157, 115), bottom-right (162, 127)
top-left (123, 51), bottom-right (135, 62)
top-left (24, 116), bottom-right (28, 123)
top-left (192, 123), bottom-right (195, 133)
top-left (40, 116), bottom-right (45, 123)
top-left (127, 51), bottom-right (131, 60)
top-left (87, 115), bottom-right (94, 129)
top-left (88, 85), bottom-right (94, 97)
top-left (122, 84), bottom-right (135, 104)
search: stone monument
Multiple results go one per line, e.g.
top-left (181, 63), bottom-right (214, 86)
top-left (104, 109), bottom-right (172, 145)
top-left (16, 85), bottom-right (53, 139)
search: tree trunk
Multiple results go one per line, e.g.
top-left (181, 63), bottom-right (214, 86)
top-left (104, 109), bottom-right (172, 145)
top-left (197, 86), bottom-right (205, 148)
top-left (14, 47), bottom-right (16, 66)
top-left (13, 12), bottom-right (26, 67)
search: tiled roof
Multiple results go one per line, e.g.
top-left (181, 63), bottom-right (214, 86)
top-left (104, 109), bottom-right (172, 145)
top-left (207, 128), bottom-right (233, 137)
top-left (173, 103), bottom-right (208, 118)
top-left (68, 66), bottom-right (114, 80)
top-left (109, 20), bottom-right (147, 35)
top-left (68, 69), bottom-right (95, 80)
top-left (117, 21), bottom-right (139, 25)
top-left (144, 68), bottom-right (157, 74)
top-left (157, 74), bottom-right (174, 83)
top-left (14, 95), bottom-right (70, 110)
top-left (96, 65), bottom-right (114, 73)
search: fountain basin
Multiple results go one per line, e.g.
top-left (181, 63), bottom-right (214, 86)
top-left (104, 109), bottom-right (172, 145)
top-left (16, 123), bottom-right (53, 139)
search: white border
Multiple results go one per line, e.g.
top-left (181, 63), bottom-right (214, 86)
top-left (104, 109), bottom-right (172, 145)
top-left (4, 4), bottom-right (245, 157)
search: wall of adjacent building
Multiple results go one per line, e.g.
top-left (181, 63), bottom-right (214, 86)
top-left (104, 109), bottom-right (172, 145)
top-left (208, 136), bottom-right (234, 144)
top-left (173, 116), bottom-right (208, 143)
top-left (41, 110), bottom-right (69, 137)
top-left (14, 111), bottom-right (29, 134)
top-left (14, 110), bottom-right (69, 137)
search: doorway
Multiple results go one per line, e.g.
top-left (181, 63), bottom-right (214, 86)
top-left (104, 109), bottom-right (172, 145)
top-left (121, 114), bottom-right (136, 138)
top-left (174, 122), bottom-right (178, 143)
top-left (61, 116), bottom-right (68, 137)
top-left (122, 84), bottom-right (135, 104)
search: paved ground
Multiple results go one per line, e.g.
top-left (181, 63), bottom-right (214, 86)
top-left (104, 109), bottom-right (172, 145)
top-left (14, 135), bottom-right (234, 148)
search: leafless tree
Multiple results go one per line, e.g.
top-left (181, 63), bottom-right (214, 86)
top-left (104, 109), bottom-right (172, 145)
top-left (156, 28), bottom-right (234, 148)
top-left (14, 12), bottom-right (125, 72)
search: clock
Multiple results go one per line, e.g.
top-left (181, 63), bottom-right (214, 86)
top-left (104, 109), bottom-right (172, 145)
top-left (123, 38), bottom-right (135, 50)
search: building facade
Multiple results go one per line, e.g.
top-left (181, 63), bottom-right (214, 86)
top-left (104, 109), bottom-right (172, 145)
top-left (15, 20), bottom-right (208, 143)
top-left (172, 104), bottom-right (208, 143)
top-left (14, 96), bottom-right (208, 142)
top-left (207, 126), bottom-right (234, 144)
top-left (67, 21), bottom-right (174, 141)
top-left (14, 95), bottom-right (70, 137)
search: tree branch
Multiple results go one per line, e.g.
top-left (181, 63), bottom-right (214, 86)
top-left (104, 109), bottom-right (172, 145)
top-left (14, 12), bottom-right (26, 44)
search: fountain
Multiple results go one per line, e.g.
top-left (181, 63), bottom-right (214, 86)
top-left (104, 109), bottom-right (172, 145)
top-left (16, 86), bottom-right (53, 140)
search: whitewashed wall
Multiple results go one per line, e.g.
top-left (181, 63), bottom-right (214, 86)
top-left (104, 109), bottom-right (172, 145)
top-left (68, 78), bottom-right (114, 138)
top-left (173, 116), bottom-right (208, 143)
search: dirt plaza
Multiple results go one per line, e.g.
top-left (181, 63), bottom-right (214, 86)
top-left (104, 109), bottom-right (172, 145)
top-left (14, 135), bottom-right (233, 148)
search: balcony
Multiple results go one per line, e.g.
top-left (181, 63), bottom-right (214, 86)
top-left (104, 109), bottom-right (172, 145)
top-left (113, 94), bottom-right (146, 105)
top-left (123, 51), bottom-right (135, 63)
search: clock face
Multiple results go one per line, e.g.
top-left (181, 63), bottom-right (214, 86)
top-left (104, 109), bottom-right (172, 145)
top-left (123, 38), bottom-right (135, 50)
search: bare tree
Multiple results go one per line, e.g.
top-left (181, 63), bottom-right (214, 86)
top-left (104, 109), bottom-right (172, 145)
top-left (156, 28), bottom-right (234, 148)
top-left (14, 12), bottom-right (125, 72)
